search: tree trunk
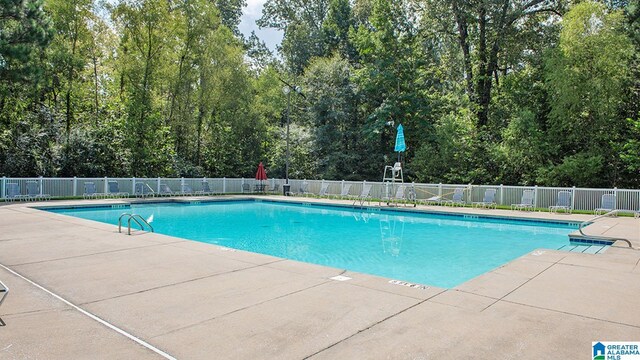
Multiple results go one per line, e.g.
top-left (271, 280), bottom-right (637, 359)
top-left (451, 0), bottom-right (474, 98)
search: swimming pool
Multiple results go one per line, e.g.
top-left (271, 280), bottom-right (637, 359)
top-left (46, 200), bottom-right (576, 288)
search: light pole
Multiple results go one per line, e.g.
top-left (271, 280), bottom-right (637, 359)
top-left (283, 86), bottom-right (291, 185)
top-left (282, 85), bottom-right (302, 186)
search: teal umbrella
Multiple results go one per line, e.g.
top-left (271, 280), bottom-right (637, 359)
top-left (394, 124), bottom-right (406, 152)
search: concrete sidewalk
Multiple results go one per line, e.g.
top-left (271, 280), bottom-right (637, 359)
top-left (0, 197), bottom-right (639, 359)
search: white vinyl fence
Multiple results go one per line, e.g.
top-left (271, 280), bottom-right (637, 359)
top-left (1, 176), bottom-right (640, 212)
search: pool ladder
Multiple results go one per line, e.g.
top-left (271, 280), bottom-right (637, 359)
top-left (118, 213), bottom-right (154, 235)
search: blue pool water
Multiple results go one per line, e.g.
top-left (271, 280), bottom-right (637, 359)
top-left (46, 200), bottom-right (575, 288)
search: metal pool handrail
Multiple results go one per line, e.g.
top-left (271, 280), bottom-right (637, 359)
top-left (118, 213), bottom-right (154, 235)
top-left (578, 210), bottom-right (633, 248)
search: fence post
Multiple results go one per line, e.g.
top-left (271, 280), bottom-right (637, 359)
top-left (132, 177), bottom-right (136, 194)
top-left (438, 183), bottom-right (442, 197)
top-left (73, 177), bottom-right (77, 197)
top-left (223, 177), bottom-right (226, 194)
top-left (1, 177), bottom-right (5, 199)
top-left (157, 177), bottom-right (161, 193)
top-left (534, 185), bottom-right (538, 209)
top-left (500, 184), bottom-right (504, 206)
top-left (181, 177), bottom-right (185, 192)
top-left (341, 180), bottom-right (345, 194)
top-left (613, 187), bottom-right (618, 210)
top-left (104, 177), bottom-right (108, 194)
top-left (571, 186), bottom-right (576, 210)
top-left (39, 176), bottom-right (43, 196)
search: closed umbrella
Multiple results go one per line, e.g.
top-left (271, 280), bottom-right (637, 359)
top-left (255, 162), bottom-right (268, 192)
top-left (394, 124), bottom-right (406, 162)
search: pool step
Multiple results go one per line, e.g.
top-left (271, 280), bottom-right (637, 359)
top-left (557, 244), bottom-right (608, 254)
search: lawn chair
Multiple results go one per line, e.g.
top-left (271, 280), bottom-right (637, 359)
top-left (352, 183), bottom-right (372, 206)
top-left (443, 188), bottom-right (465, 207)
top-left (472, 188), bottom-right (497, 209)
top-left (594, 194), bottom-right (616, 215)
top-left (267, 183), bottom-right (280, 194)
top-left (25, 181), bottom-right (51, 201)
top-left (330, 183), bottom-right (352, 199)
top-left (201, 181), bottom-right (214, 195)
top-left (134, 183), bottom-right (155, 198)
top-left (108, 181), bottom-right (129, 198)
top-left (289, 182), bottom-right (310, 196)
top-left (423, 195), bottom-right (443, 205)
top-left (5, 183), bottom-right (23, 202)
top-left (181, 184), bottom-right (194, 196)
top-left (83, 182), bottom-right (100, 199)
top-left (380, 185), bottom-right (405, 206)
top-left (242, 183), bottom-right (251, 193)
top-left (549, 191), bottom-right (572, 214)
top-left (158, 183), bottom-right (175, 196)
top-left (511, 189), bottom-right (535, 211)
top-left (318, 182), bottom-right (330, 197)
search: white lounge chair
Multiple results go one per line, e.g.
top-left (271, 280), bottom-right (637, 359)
top-left (594, 194), bottom-right (616, 215)
top-left (108, 181), bottom-right (129, 198)
top-left (181, 184), bottom-right (194, 196)
top-left (25, 181), bottom-right (51, 201)
top-left (381, 185), bottom-right (405, 206)
top-left (135, 183), bottom-right (155, 198)
top-left (511, 189), bottom-right (534, 211)
top-left (289, 182), bottom-right (311, 197)
top-left (5, 183), bottom-right (23, 202)
top-left (318, 182), bottom-right (330, 197)
top-left (158, 183), bottom-right (175, 196)
top-left (352, 183), bottom-right (372, 206)
top-left (473, 189), bottom-right (497, 209)
top-left (330, 183), bottom-right (352, 199)
top-left (266, 183), bottom-right (280, 194)
top-left (201, 181), bottom-right (215, 195)
top-left (83, 182), bottom-right (101, 199)
top-left (443, 188), bottom-right (465, 207)
top-left (549, 191), bottom-right (572, 214)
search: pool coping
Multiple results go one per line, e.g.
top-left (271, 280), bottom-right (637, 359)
top-left (34, 196), bottom-right (585, 226)
top-left (1, 196), bottom-right (639, 358)
top-left (36, 196), bottom-right (626, 247)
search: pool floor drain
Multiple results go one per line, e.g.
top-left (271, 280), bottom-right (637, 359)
top-left (330, 275), bottom-right (352, 281)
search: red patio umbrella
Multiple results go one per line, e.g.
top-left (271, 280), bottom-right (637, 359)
top-left (255, 162), bottom-right (268, 181)
top-left (255, 162), bottom-right (268, 191)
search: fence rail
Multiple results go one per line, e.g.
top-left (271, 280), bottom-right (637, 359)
top-left (2, 176), bottom-right (639, 212)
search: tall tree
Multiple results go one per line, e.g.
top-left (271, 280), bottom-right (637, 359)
top-left (112, 0), bottom-right (178, 176)
top-left (46, 0), bottom-right (94, 137)
top-left (215, 0), bottom-right (246, 36)
top-left (258, 0), bottom-right (330, 73)
top-left (542, 1), bottom-right (634, 186)
top-left (429, 0), bottom-right (564, 127)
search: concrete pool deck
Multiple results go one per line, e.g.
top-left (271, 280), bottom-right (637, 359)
top-left (0, 196), bottom-right (638, 359)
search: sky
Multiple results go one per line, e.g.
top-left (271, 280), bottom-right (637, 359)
top-left (238, 0), bottom-right (283, 52)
